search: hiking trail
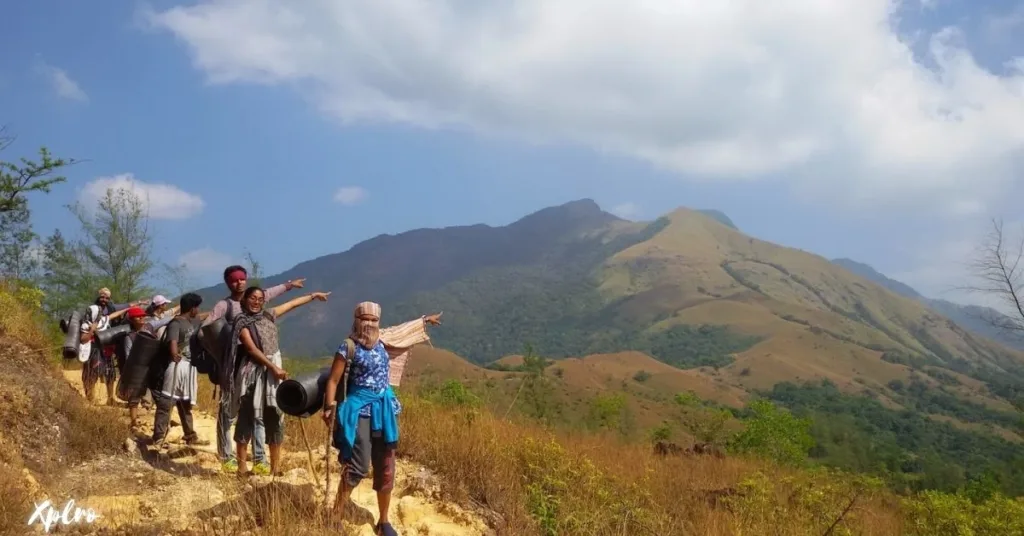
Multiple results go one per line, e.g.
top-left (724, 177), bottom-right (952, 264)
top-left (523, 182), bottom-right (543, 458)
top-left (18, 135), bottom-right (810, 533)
top-left (53, 370), bottom-right (491, 535)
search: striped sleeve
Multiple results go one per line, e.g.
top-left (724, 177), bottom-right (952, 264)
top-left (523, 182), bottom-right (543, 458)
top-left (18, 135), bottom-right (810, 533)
top-left (380, 318), bottom-right (431, 387)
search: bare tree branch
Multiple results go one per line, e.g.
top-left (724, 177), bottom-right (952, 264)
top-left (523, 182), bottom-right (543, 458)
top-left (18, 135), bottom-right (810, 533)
top-left (959, 219), bottom-right (1024, 334)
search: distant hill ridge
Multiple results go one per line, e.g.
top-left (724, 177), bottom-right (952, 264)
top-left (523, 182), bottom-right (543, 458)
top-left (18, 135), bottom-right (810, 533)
top-left (831, 258), bottom-right (1024, 351)
top-left (196, 198), bottom-right (1024, 416)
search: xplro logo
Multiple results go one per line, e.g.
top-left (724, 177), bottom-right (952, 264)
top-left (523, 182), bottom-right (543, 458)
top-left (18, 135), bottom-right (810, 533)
top-left (27, 499), bottom-right (100, 533)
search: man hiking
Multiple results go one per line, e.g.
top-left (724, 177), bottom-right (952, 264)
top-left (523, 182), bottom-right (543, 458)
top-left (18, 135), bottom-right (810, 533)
top-left (200, 265), bottom-right (306, 474)
top-left (152, 293), bottom-right (210, 448)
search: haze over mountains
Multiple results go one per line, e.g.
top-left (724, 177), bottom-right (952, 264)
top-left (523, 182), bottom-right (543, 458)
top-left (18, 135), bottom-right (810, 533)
top-left (197, 199), bottom-right (1024, 416)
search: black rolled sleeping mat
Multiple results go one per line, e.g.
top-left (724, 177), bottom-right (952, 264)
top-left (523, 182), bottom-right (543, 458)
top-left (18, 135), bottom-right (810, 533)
top-left (95, 324), bottom-right (131, 347)
top-left (277, 367), bottom-right (334, 418)
top-left (117, 331), bottom-right (163, 401)
top-left (61, 310), bottom-right (82, 360)
top-left (199, 318), bottom-right (229, 381)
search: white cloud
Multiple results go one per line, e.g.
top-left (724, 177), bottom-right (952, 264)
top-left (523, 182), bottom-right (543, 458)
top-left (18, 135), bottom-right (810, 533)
top-left (333, 186), bottom-right (368, 205)
top-left (35, 61), bottom-right (88, 102)
top-left (179, 247), bottom-right (237, 275)
top-left (147, 1), bottom-right (1024, 218)
top-left (611, 202), bottom-right (640, 220)
top-left (79, 173), bottom-right (205, 220)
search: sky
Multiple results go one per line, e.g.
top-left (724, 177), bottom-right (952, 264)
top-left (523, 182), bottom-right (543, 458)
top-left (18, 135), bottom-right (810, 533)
top-left (1, 0), bottom-right (1023, 306)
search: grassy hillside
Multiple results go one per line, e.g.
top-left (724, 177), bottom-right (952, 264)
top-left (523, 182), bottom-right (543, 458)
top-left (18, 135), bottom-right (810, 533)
top-left (196, 200), bottom-right (1024, 467)
top-left (3, 281), bottom-right (1023, 534)
top-left (832, 257), bottom-right (1024, 352)
top-left (0, 283), bottom-right (128, 533)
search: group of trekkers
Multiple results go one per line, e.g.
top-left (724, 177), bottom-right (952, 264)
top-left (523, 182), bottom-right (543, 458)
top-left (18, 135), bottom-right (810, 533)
top-left (75, 265), bottom-right (443, 536)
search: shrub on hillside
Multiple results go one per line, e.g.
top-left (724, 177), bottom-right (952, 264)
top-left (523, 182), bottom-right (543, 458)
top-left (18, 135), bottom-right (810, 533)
top-left (902, 490), bottom-right (1024, 536)
top-left (729, 400), bottom-right (814, 466)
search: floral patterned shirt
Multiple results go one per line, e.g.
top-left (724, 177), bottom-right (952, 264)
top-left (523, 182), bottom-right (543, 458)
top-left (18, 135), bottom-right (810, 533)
top-left (336, 340), bottom-right (402, 418)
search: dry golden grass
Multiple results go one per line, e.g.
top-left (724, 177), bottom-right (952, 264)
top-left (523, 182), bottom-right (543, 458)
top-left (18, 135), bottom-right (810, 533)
top-left (588, 208), bottom-right (1024, 433)
top-left (0, 283), bottom-right (129, 535)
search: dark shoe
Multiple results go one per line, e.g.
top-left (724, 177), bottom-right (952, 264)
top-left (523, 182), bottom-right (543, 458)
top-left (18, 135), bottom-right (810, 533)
top-left (376, 522), bottom-right (398, 536)
top-left (184, 435), bottom-right (210, 447)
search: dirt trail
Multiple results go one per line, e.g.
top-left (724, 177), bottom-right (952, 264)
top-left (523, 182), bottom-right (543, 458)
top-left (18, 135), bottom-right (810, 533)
top-left (57, 370), bottom-right (490, 535)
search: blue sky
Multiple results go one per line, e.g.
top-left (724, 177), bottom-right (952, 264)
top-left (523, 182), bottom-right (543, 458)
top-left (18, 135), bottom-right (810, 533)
top-left (2, 1), bottom-right (1023, 304)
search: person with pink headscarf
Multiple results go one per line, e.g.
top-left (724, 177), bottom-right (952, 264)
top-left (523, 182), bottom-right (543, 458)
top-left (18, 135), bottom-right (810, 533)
top-left (322, 302), bottom-right (442, 535)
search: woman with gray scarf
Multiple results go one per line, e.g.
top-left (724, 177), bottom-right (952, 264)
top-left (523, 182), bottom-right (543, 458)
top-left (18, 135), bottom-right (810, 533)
top-left (223, 286), bottom-right (330, 476)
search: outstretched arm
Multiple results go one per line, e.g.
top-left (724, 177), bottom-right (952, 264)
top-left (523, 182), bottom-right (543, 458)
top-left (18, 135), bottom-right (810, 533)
top-left (270, 292), bottom-right (330, 318)
top-left (107, 308), bottom-right (130, 322)
top-left (264, 278), bottom-right (306, 302)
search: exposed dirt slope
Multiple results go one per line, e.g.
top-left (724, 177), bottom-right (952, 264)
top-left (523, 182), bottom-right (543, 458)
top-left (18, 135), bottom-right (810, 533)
top-left (18, 370), bottom-right (491, 535)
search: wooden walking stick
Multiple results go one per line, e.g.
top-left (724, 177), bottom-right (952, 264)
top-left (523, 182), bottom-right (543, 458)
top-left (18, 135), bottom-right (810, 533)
top-left (325, 338), bottom-right (353, 515)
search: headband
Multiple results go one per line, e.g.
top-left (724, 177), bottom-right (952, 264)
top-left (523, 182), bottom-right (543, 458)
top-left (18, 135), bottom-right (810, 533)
top-left (225, 269), bottom-right (247, 284)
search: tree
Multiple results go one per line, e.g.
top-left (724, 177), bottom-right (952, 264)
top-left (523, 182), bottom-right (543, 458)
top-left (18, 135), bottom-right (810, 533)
top-left (0, 128), bottom-right (77, 215)
top-left (964, 219), bottom-right (1024, 335)
top-left (38, 229), bottom-right (100, 317)
top-left (729, 399), bottom-right (814, 466)
top-left (160, 261), bottom-right (196, 298)
top-left (67, 187), bottom-right (154, 302)
top-left (588, 393), bottom-right (627, 430)
top-left (0, 207), bottom-right (40, 280)
top-left (244, 249), bottom-right (262, 288)
top-left (0, 128), bottom-right (76, 281)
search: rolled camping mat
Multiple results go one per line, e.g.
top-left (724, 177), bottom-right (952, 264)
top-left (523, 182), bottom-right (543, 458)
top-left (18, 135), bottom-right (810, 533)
top-left (95, 324), bottom-right (131, 347)
top-left (277, 367), bottom-right (334, 418)
top-left (117, 331), bottom-right (163, 401)
top-left (61, 310), bottom-right (82, 360)
top-left (200, 317), bottom-right (228, 361)
top-left (199, 318), bottom-right (229, 383)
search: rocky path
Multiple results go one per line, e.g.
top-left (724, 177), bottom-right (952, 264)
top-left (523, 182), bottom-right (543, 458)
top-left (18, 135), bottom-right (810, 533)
top-left (57, 370), bottom-right (489, 535)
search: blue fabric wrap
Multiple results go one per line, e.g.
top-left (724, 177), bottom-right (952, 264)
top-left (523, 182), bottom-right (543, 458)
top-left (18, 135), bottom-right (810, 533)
top-left (333, 385), bottom-right (400, 460)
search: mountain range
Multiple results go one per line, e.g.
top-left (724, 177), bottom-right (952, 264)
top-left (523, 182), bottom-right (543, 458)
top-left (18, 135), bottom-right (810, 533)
top-left (196, 199), bottom-right (1024, 417)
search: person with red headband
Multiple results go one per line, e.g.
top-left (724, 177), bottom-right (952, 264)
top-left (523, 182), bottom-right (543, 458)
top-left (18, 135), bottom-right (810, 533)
top-left (201, 264), bottom-right (306, 474)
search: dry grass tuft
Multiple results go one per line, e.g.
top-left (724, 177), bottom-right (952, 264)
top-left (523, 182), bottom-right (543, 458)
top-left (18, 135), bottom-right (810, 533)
top-left (0, 282), bottom-right (129, 534)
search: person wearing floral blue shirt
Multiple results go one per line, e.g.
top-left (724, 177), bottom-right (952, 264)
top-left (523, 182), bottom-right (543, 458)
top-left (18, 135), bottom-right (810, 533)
top-left (322, 301), bottom-right (442, 536)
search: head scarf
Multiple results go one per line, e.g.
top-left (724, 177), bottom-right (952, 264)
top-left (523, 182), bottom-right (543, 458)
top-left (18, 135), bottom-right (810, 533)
top-left (97, 288), bottom-right (111, 298)
top-left (350, 301), bottom-right (382, 348)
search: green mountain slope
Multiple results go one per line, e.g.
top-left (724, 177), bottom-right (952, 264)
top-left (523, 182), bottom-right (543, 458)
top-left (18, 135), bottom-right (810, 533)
top-left (197, 199), bottom-right (1024, 416)
top-left (831, 258), bottom-right (1024, 352)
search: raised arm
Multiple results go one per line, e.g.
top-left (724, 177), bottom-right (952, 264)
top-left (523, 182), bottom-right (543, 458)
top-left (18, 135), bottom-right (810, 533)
top-left (148, 315), bottom-right (174, 331)
top-left (107, 307), bottom-right (130, 322)
top-left (270, 291), bottom-right (330, 318)
top-left (200, 299), bottom-right (229, 327)
top-left (264, 278), bottom-right (306, 302)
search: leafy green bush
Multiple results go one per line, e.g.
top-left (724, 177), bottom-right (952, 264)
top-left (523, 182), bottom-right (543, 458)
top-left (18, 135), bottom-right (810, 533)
top-left (902, 490), bottom-right (1024, 535)
top-left (729, 400), bottom-right (814, 466)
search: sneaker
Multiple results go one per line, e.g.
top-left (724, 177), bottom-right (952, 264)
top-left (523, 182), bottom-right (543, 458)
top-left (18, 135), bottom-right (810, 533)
top-left (376, 522), bottom-right (399, 536)
top-left (252, 462), bottom-right (271, 476)
top-left (221, 459), bottom-right (239, 473)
